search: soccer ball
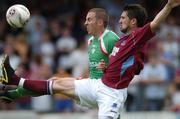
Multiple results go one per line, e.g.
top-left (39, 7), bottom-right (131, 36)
top-left (6, 4), bottom-right (30, 28)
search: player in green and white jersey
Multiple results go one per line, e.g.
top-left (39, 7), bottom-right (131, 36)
top-left (85, 8), bottom-right (119, 79)
top-left (0, 8), bottom-right (119, 102)
top-left (88, 30), bottom-right (119, 79)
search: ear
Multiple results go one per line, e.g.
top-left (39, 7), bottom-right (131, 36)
top-left (130, 18), bottom-right (137, 26)
top-left (97, 19), bottom-right (103, 26)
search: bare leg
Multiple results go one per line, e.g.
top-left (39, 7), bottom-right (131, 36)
top-left (52, 77), bottom-right (79, 100)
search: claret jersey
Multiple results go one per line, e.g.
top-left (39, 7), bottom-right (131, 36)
top-left (102, 23), bottom-right (155, 89)
top-left (88, 29), bottom-right (119, 79)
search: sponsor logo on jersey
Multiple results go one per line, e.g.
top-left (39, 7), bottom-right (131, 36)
top-left (89, 62), bottom-right (98, 67)
top-left (91, 48), bottom-right (96, 54)
top-left (111, 47), bottom-right (119, 56)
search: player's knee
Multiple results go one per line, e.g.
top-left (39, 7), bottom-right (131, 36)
top-left (53, 78), bottom-right (75, 94)
top-left (53, 79), bottom-right (65, 91)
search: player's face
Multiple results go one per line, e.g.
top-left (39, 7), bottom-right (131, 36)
top-left (84, 12), bottom-right (98, 35)
top-left (119, 11), bottom-right (131, 33)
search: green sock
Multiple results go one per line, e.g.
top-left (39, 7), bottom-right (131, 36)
top-left (8, 87), bottom-right (39, 99)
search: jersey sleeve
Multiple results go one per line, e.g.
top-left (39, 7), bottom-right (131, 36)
top-left (104, 32), bottom-right (119, 55)
top-left (134, 23), bottom-right (155, 46)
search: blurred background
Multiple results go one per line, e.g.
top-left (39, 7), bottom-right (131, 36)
top-left (0, 0), bottom-right (179, 119)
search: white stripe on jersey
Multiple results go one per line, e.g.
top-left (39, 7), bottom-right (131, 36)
top-left (110, 31), bottom-right (119, 39)
top-left (99, 29), bottom-right (109, 55)
top-left (88, 36), bottom-right (94, 45)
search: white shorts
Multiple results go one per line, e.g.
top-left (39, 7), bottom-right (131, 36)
top-left (75, 79), bottom-right (127, 118)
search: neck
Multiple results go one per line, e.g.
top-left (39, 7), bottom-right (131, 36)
top-left (127, 26), bottom-right (138, 34)
top-left (94, 27), bottom-right (106, 38)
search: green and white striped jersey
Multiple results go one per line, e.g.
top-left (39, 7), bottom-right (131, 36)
top-left (88, 29), bottom-right (119, 79)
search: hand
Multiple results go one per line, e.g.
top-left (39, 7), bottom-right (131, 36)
top-left (167, 0), bottom-right (180, 8)
top-left (96, 60), bottom-right (106, 71)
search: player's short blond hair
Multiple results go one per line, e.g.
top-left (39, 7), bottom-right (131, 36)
top-left (88, 8), bottom-right (108, 28)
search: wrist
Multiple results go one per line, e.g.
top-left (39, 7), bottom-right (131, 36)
top-left (166, 3), bottom-right (174, 9)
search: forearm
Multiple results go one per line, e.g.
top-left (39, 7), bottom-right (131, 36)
top-left (150, 4), bottom-right (173, 32)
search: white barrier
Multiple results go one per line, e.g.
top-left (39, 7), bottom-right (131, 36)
top-left (0, 111), bottom-right (177, 119)
top-left (121, 112), bottom-right (176, 119)
top-left (40, 111), bottom-right (177, 119)
top-left (40, 112), bottom-right (177, 119)
top-left (0, 111), bottom-right (37, 119)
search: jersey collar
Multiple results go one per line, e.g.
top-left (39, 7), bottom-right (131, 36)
top-left (90, 29), bottom-right (109, 41)
top-left (98, 29), bottom-right (109, 41)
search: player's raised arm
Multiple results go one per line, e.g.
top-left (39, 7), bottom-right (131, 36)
top-left (150, 0), bottom-right (180, 32)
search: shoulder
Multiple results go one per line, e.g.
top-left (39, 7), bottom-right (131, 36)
top-left (102, 30), bottom-right (119, 42)
top-left (138, 23), bottom-right (154, 34)
top-left (104, 30), bottom-right (119, 38)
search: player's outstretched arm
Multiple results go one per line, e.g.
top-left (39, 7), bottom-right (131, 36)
top-left (150, 0), bottom-right (180, 32)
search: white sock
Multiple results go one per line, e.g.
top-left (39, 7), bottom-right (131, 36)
top-left (18, 78), bottom-right (26, 87)
top-left (48, 80), bottom-right (53, 95)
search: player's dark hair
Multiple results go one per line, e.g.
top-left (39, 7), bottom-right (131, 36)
top-left (123, 4), bottom-right (147, 27)
top-left (89, 8), bottom-right (108, 28)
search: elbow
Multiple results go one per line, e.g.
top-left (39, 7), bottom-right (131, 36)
top-left (150, 22), bottom-right (159, 33)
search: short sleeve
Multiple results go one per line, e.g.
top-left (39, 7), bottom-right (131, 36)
top-left (104, 31), bottom-right (119, 55)
top-left (134, 23), bottom-right (155, 46)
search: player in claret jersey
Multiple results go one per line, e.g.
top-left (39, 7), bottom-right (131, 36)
top-left (1, 0), bottom-right (180, 119)
top-left (101, 7), bottom-right (154, 89)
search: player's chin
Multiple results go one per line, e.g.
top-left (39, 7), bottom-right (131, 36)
top-left (87, 30), bottom-right (92, 35)
top-left (119, 26), bottom-right (123, 31)
top-left (120, 28), bottom-right (127, 33)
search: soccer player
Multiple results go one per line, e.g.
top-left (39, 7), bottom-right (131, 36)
top-left (1, 0), bottom-right (179, 119)
top-left (0, 8), bottom-right (119, 102)
top-left (85, 8), bottom-right (119, 79)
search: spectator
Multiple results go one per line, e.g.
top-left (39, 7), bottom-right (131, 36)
top-left (140, 52), bottom-right (168, 110)
top-left (68, 40), bottom-right (89, 77)
top-left (39, 31), bottom-right (55, 67)
top-left (53, 67), bottom-right (74, 112)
